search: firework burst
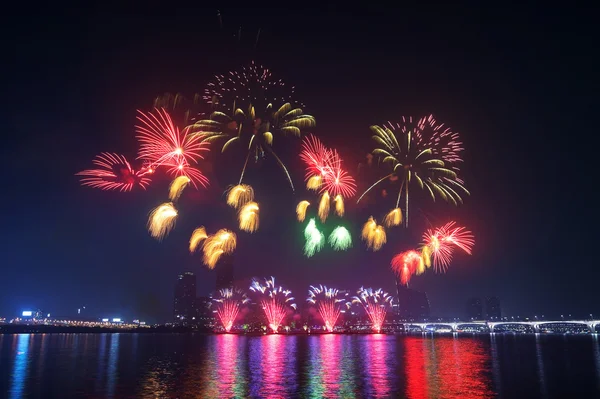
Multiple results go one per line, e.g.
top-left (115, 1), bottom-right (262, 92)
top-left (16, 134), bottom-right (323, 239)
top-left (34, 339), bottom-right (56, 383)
top-left (304, 218), bottom-right (325, 257)
top-left (147, 202), bottom-right (178, 240)
top-left (227, 184), bottom-right (254, 209)
top-left (318, 191), bottom-right (330, 222)
top-left (77, 152), bottom-right (152, 191)
top-left (352, 288), bottom-right (393, 333)
top-left (249, 277), bottom-right (296, 333)
top-left (358, 115), bottom-right (468, 227)
top-left (423, 222), bottom-right (474, 272)
top-left (307, 285), bottom-right (349, 332)
top-left (328, 226), bottom-right (352, 251)
top-left (213, 288), bottom-right (250, 333)
top-left (391, 250), bottom-right (423, 285)
top-left (136, 108), bottom-right (209, 187)
top-left (296, 200), bottom-right (310, 222)
top-left (189, 226), bottom-right (208, 253)
top-left (333, 195), bottom-right (344, 217)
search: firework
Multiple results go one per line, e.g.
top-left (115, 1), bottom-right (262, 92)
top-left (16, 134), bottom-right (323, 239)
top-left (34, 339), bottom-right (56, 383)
top-left (333, 195), bottom-right (344, 217)
top-left (318, 191), bottom-right (330, 222)
top-left (193, 100), bottom-right (314, 190)
top-left (189, 226), bottom-right (208, 253)
top-left (77, 152), bottom-right (152, 191)
top-left (136, 108), bottom-right (209, 187)
top-left (361, 217), bottom-right (386, 251)
top-left (213, 288), bottom-right (250, 332)
top-left (168, 176), bottom-right (190, 201)
top-left (307, 285), bottom-right (349, 332)
top-left (300, 136), bottom-right (356, 198)
top-left (423, 222), bottom-right (474, 272)
top-left (358, 115), bottom-right (468, 226)
top-left (249, 277), bottom-right (296, 333)
top-left (203, 62), bottom-right (299, 108)
top-left (147, 202), bottom-right (178, 240)
top-left (320, 150), bottom-right (357, 198)
top-left (202, 229), bottom-right (237, 269)
top-left (227, 184), bottom-right (254, 209)
top-left (421, 245), bottom-right (432, 268)
top-left (306, 175), bottom-right (322, 191)
top-left (238, 202), bottom-right (260, 232)
top-left (328, 226), bottom-right (352, 251)
top-left (391, 250), bottom-right (424, 285)
top-left (352, 288), bottom-right (393, 333)
top-left (383, 208), bottom-right (402, 227)
top-left (304, 219), bottom-right (325, 257)
top-left (296, 200), bottom-right (310, 222)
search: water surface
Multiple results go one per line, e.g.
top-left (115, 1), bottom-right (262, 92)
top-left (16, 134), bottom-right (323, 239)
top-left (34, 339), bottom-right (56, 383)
top-left (1, 333), bottom-right (599, 398)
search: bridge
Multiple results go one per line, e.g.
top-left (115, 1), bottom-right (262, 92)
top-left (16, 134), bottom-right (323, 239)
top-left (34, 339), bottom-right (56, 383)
top-left (401, 320), bottom-right (600, 333)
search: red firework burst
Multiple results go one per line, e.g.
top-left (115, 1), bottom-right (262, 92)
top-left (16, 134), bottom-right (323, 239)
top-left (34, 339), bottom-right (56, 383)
top-left (249, 277), bottom-right (296, 333)
top-left (391, 250), bottom-right (423, 285)
top-left (136, 108), bottom-right (209, 186)
top-left (76, 152), bottom-right (152, 191)
top-left (437, 222), bottom-right (475, 255)
top-left (163, 158), bottom-right (209, 188)
top-left (423, 222), bottom-right (474, 272)
top-left (320, 150), bottom-right (357, 198)
top-left (300, 135), bottom-right (333, 179)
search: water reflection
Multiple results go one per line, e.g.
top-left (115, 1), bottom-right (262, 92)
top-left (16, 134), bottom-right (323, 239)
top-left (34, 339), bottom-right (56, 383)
top-left (306, 334), bottom-right (357, 398)
top-left (10, 334), bottom-right (30, 399)
top-left (362, 335), bottom-right (395, 398)
top-left (249, 335), bottom-right (298, 398)
top-left (106, 334), bottom-right (120, 398)
top-left (404, 336), bottom-right (494, 398)
top-left (535, 334), bottom-right (548, 398)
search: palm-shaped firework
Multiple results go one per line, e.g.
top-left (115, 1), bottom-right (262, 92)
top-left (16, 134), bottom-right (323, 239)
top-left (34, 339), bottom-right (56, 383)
top-left (249, 277), bottom-right (296, 333)
top-left (358, 115), bottom-right (469, 227)
top-left (307, 285), bottom-right (349, 332)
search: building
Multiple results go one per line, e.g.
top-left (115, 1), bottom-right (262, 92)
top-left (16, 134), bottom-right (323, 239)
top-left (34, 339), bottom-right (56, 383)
top-left (173, 272), bottom-right (197, 323)
top-left (485, 296), bottom-right (501, 320)
top-left (196, 296), bottom-right (214, 328)
top-left (215, 254), bottom-right (234, 291)
top-left (466, 297), bottom-right (483, 320)
top-left (396, 283), bottom-right (431, 320)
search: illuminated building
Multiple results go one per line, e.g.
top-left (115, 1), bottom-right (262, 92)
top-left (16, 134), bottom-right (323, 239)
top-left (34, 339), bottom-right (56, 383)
top-left (485, 296), bottom-right (501, 320)
top-left (173, 272), bottom-right (197, 323)
top-left (395, 282), bottom-right (430, 320)
top-left (466, 297), bottom-right (483, 320)
top-left (215, 254), bottom-right (234, 291)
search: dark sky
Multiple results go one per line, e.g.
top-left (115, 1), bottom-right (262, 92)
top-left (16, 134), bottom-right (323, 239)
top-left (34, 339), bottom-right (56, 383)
top-left (3, 4), bottom-right (596, 322)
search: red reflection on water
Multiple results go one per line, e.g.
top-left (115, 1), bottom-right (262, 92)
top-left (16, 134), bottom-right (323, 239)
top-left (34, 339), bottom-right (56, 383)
top-left (404, 337), bottom-right (429, 399)
top-left (404, 337), bottom-right (494, 399)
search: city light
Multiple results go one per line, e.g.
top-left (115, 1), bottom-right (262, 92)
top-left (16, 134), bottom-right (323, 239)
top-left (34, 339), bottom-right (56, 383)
top-left (22, 311), bottom-right (32, 317)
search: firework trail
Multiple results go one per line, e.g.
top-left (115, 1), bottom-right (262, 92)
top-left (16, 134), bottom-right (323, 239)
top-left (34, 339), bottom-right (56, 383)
top-left (249, 277), bottom-right (296, 333)
top-left (77, 152), bottom-right (152, 191)
top-left (352, 288), bottom-right (393, 333)
top-left (307, 285), bottom-right (349, 332)
top-left (328, 226), bottom-right (352, 251)
top-left (238, 202), bottom-right (260, 232)
top-left (168, 176), bottom-right (190, 201)
top-left (333, 195), bottom-right (344, 217)
top-left (213, 288), bottom-right (250, 332)
top-left (136, 108), bottom-right (209, 187)
top-left (202, 229), bottom-right (237, 269)
top-left (361, 217), bottom-right (386, 251)
top-left (296, 200), bottom-right (310, 222)
top-left (189, 227), bottom-right (208, 253)
top-left (147, 202), bottom-right (178, 240)
top-left (318, 191), bottom-right (330, 222)
top-left (358, 115), bottom-right (468, 227)
top-left (227, 184), bottom-right (254, 209)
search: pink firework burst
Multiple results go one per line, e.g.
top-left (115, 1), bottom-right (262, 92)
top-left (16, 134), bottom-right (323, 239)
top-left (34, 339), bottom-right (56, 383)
top-left (213, 288), bottom-right (249, 333)
top-left (320, 150), bottom-right (357, 198)
top-left (352, 288), bottom-right (393, 333)
top-left (249, 277), bottom-right (296, 333)
top-left (136, 108), bottom-right (209, 185)
top-left (422, 229), bottom-right (455, 272)
top-left (76, 152), bottom-right (152, 191)
top-left (391, 250), bottom-right (422, 285)
top-left (437, 222), bottom-right (475, 255)
top-left (300, 135), bottom-right (333, 179)
top-left (162, 158), bottom-right (209, 188)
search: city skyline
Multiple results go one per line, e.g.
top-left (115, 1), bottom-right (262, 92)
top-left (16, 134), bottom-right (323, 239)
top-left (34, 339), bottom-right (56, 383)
top-left (2, 6), bottom-right (596, 321)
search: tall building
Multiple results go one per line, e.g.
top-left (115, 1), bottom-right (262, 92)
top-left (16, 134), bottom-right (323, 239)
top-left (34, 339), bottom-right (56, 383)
top-left (485, 296), bottom-right (501, 320)
top-left (396, 282), bottom-right (430, 320)
top-left (466, 297), bottom-right (483, 320)
top-left (174, 272), bottom-right (197, 323)
top-left (196, 296), bottom-right (214, 328)
top-left (215, 254), bottom-right (234, 291)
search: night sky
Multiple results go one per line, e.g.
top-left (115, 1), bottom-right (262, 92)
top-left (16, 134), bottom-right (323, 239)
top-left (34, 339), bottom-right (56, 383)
top-left (3, 5), bottom-right (596, 322)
